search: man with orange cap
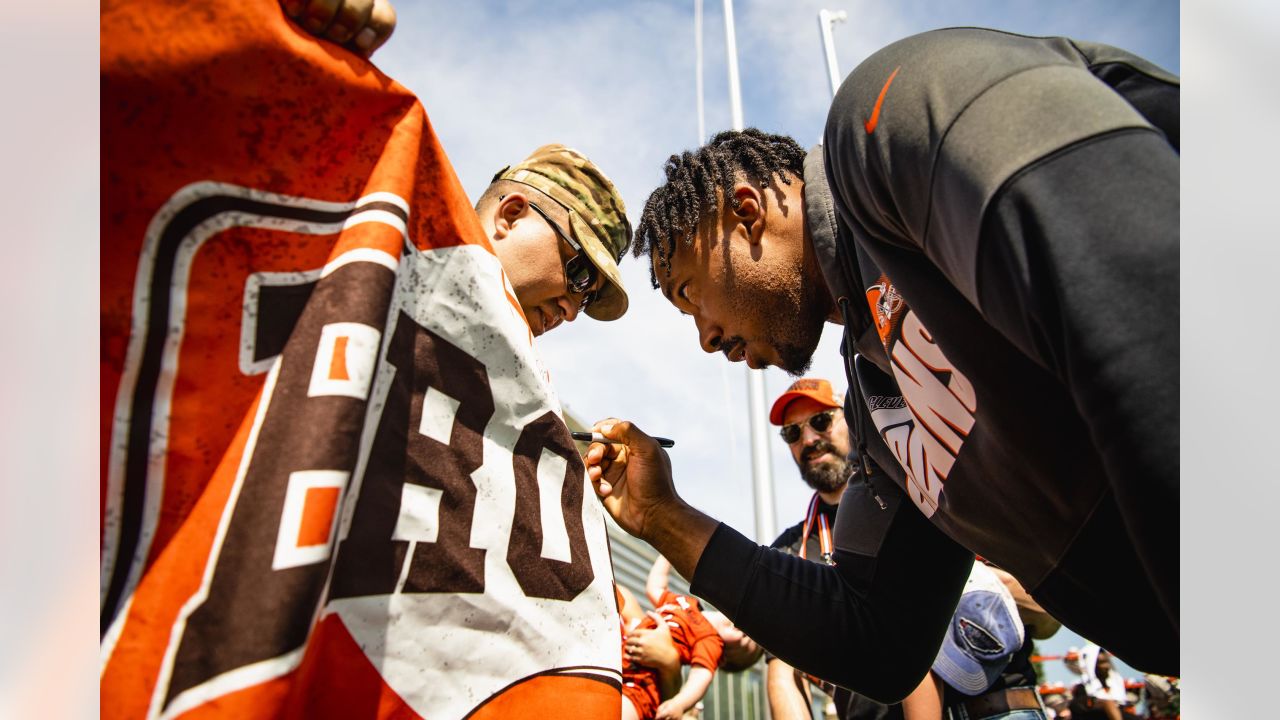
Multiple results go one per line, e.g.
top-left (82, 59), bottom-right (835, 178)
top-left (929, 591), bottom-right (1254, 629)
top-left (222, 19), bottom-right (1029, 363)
top-left (764, 378), bottom-right (874, 719)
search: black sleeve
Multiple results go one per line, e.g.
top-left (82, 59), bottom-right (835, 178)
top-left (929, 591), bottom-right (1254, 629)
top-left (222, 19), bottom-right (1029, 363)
top-left (689, 484), bottom-right (972, 704)
top-left (976, 129), bottom-right (1179, 623)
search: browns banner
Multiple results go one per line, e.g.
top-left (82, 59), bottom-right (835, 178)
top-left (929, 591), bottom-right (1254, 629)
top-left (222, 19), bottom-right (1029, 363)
top-left (101, 1), bottom-right (621, 717)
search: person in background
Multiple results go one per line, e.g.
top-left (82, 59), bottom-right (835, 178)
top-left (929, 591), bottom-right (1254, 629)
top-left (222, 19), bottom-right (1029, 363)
top-left (1038, 683), bottom-right (1071, 720)
top-left (763, 377), bottom-right (906, 720)
top-left (622, 556), bottom-right (763, 719)
top-left (640, 555), bottom-right (764, 672)
top-left (1067, 683), bottom-right (1113, 720)
top-left (618, 584), bottom-right (673, 720)
top-left (1122, 679), bottom-right (1144, 716)
top-left (1141, 674), bottom-right (1179, 720)
top-left (1078, 645), bottom-right (1128, 720)
top-left (902, 561), bottom-right (1050, 720)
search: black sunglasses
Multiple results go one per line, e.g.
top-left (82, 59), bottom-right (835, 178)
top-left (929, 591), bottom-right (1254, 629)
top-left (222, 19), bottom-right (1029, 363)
top-left (779, 408), bottom-right (840, 444)
top-left (526, 200), bottom-right (599, 311)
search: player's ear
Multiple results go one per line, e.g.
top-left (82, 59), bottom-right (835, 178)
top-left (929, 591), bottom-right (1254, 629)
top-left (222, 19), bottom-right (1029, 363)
top-left (731, 183), bottom-right (763, 247)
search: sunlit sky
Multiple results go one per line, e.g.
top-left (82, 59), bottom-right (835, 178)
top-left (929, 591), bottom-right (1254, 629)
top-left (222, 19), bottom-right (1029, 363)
top-left (372, 0), bottom-right (1179, 686)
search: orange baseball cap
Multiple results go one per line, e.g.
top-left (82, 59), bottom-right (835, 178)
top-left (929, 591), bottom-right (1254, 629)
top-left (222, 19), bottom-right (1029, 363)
top-left (769, 378), bottom-right (841, 425)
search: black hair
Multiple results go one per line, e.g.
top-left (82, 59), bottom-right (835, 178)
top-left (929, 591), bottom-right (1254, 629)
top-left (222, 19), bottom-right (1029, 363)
top-left (633, 128), bottom-right (806, 287)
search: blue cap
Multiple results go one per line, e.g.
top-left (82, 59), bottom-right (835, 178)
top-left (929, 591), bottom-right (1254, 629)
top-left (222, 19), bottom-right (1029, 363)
top-left (931, 562), bottom-right (1025, 696)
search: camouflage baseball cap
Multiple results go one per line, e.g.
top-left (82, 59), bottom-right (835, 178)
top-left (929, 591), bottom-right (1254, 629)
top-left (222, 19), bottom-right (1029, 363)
top-left (492, 144), bottom-right (632, 321)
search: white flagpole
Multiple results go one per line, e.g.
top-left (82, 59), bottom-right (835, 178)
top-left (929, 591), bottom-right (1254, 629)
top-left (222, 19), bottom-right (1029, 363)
top-left (818, 9), bottom-right (848, 98)
top-left (722, 0), bottom-right (775, 544)
top-left (722, 0), bottom-right (745, 131)
top-left (695, 0), bottom-right (706, 143)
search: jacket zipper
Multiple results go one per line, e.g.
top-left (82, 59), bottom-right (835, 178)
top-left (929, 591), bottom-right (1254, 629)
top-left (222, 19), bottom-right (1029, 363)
top-left (838, 295), bottom-right (887, 510)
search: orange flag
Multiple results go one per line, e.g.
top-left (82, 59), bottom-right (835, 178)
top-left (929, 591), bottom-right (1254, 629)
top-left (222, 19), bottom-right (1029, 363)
top-left (101, 1), bottom-right (621, 717)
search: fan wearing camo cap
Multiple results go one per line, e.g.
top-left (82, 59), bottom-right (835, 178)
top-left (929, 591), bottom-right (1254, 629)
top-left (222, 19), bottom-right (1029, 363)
top-left (475, 144), bottom-right (633, 336)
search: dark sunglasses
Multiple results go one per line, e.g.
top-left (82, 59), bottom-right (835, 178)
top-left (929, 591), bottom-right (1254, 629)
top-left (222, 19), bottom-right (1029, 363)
top-left (779, 408), bottom-right (840, 444)
top-left (526, 200), bottom-right (599, 311)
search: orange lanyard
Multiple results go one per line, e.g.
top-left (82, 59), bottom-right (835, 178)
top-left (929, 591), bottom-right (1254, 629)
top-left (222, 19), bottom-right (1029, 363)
top-left (798, 493), bottom-right (834, 565)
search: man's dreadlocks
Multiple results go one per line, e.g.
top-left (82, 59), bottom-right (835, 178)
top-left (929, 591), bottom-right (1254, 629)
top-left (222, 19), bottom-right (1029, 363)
top-left (633, 128), bottom-right (807, 287)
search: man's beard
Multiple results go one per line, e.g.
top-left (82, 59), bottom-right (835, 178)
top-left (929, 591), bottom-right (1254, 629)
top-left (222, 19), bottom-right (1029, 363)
top-left (770, 282), bottom-right (827, 376)
top-left (799, 441), bottom-right (850, 495)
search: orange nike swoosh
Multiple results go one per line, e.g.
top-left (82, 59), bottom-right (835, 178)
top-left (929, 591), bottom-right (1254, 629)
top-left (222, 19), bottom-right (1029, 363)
top-left (863, 66), bottom-right (901, 134)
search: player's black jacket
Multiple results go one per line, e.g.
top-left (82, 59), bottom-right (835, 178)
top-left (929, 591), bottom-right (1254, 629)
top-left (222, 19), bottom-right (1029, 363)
top-left (691, 28), bottom-right (1178, 702)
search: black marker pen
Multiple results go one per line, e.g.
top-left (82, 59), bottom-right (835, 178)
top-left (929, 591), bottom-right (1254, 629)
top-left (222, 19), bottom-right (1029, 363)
top-left (570, 431), bottom-right (675, 448)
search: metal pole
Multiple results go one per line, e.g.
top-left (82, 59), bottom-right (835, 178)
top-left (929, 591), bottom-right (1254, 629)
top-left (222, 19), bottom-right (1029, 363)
top-left (746, 369), bottom-right (775, 543)
top-left (722, 0), bottom-right (745, 131)
top-left (722, 0), bottom-right (775, 544)
top-left (695, 0), bottom-right (706, 143)
top-left (818, 9), bottom-right (847, 98)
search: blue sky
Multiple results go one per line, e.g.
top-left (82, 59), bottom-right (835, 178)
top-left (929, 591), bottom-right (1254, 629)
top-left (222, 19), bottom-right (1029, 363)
top-left (373, 0), bottom-right (1179, 687)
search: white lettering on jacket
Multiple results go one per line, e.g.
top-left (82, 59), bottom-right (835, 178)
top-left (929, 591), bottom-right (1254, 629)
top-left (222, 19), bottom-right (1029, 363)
top-left (880, 311), bottom-right (977, 517)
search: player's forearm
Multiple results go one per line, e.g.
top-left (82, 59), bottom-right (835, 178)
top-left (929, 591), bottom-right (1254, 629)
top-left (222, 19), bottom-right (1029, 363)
top-left (642, 499), bottom-right (719, 584)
